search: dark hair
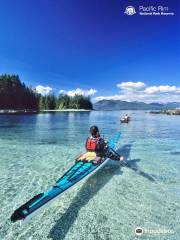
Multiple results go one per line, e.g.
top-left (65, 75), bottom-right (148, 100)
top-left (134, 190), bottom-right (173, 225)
top-left (90, 125), bottom-right (99, 137)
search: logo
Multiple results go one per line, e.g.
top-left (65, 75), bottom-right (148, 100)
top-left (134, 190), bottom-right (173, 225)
top-left (134, 227), bottom-right (175, 236)
top-left (124, 6), bottom-right (136, 15)
top-left (135, 227), bottom-right (143, 236)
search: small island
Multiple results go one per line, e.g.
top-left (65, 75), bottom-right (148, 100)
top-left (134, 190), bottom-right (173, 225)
top-left (0, 74), bottom-right (93, 114)
top-left (150, 109), bottom-right (180, 115)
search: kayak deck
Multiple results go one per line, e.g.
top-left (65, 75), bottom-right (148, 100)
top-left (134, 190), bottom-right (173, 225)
top-left (11, 159), bottom-right (106, 222)
top-left (10, 132), bottom-right (121, 223)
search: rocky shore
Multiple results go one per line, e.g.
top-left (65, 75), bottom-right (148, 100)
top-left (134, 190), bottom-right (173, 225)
top-left (150, 109), bottom-right (180, 115)
top-left (0, 109), bottom-right (92, 115)
top-left (0, 110), bottom-right (38, 115)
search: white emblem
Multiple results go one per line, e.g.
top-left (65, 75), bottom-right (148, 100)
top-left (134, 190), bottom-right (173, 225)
top-left (124, 6), bottom-right (136, 15)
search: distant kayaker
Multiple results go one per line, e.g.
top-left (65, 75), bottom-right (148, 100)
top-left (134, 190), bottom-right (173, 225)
top-left (84, 125), bottom-right (124, 164)
top-left (120, 114), bottom-right (130, 123)
top-left (124, 114), bottom-right (129, 120)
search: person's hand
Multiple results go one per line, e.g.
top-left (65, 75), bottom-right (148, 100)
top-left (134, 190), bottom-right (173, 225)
top-left (119, 156), bottom-right (124, 161)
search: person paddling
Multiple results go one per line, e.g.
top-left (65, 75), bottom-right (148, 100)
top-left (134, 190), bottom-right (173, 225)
top-left (84, 125), bottom-right (124, 164)
top-left (121, 114), bottom-right (130, 123)
top-left (124, 114), bottom-right (129, 120)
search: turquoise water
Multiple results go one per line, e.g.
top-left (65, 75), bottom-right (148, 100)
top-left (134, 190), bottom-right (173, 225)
top-left (0, 111), bottom-right (179, 240)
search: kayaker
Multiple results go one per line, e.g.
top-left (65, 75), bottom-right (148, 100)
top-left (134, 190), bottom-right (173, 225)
top-left (121, 114), bottom-right (130, 123)
top-left (124, 114), bottom-right (129, 120)
top-left (85, 125), bottom-right (124, 163)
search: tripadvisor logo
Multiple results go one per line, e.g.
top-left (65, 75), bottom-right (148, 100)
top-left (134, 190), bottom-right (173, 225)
top-left (135, 227), bottom-right (143, 236)
top-left (135, 227), bottom-right (175, 236)
top-left (124, 6), bottom-right (136, 15)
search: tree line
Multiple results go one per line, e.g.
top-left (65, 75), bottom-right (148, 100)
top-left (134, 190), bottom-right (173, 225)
top-left (39, 94), bottom-right (93, 110)
top-left (0, 74), bottom-right (93, 110)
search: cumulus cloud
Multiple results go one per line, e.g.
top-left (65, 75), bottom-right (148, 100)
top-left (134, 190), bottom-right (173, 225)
top-left (59, 88), bottom-right (97, 97)
top-left (35, 85), bottom-right (53, 95)
top-left (94, 81), bottom-right (180, 103)
top-left (59, 89), bottom-right (66, 94)
top-left (145, 85), bottom-right (178, 94)
top-left (117, 81), bottom-right (146, 90)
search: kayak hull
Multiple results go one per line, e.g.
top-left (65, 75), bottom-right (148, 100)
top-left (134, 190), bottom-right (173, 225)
top-left (120, 120), bottom-right (129, 123)
top-left (12, 158), bottom-right (110, 224)
top-left (10, 133), bottom-right (121, 223)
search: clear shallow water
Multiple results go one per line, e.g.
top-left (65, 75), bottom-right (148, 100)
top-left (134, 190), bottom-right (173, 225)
top-left (0, 111), bottom-right (179, 240)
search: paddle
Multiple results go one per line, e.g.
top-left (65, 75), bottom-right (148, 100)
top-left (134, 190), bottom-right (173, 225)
top-left (109, 147), bottom-right (127, 165)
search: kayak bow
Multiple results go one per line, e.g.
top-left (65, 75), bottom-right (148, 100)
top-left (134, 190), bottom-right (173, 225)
top-left (11, 133), bottom-right (121, 223)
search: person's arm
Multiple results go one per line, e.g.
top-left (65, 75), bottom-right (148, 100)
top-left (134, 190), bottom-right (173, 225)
top-left (97, 138), bottom-right (124, 161)
top-left (106, 150), bottom-right (124, 161)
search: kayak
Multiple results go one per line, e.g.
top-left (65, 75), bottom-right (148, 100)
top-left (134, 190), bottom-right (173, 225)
top-left (10, 133), bottom-right (121, 223)
top-left (120, 119), bottom-right (129, 123)
top-left (120, 117), bottom-right (130, 123)
top-left (11, 133), bottom-right (121, 223)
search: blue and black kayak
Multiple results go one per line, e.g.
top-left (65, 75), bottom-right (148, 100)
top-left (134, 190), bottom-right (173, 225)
top-left (10, 133), bottom-right (120, 223)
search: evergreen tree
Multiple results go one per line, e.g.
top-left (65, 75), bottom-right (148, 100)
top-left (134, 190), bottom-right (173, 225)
top-left (0, 74), bottom-right (39, 110)
top-left (0, 74), bottom-right (93, 110)
top-left (56, 95), bottom-right (70, 109)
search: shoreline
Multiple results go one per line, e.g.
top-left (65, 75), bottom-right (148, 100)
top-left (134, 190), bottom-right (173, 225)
top-left (40, 109), bottom-right (92, 112)
top-left (0, 110), bottom-right (38, 115)
top-left (150, 109), bottom-right (180, 115)
top-left (0, 109), bottom-right (92, 115)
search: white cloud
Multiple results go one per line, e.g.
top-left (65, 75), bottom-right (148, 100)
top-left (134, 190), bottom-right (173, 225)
top-left (59, 88), bottom-right (97, 97)
top-left (35, 85), bottom-right (53, 95)
top-left (94, 81), bottom-right (180, 103)
top-left (117, 81), bottom-right (146, 90)
top-left (59, 89), bottom-right (66, 94)
top-left (145, 85), bottom-right (177, 94)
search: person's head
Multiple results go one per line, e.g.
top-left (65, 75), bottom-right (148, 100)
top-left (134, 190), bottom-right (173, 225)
top-left (90, 125), bottom-right (99, 137)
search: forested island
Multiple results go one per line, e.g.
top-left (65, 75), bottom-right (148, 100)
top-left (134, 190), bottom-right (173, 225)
top-left (0, 74), bottom-right (93, 113)
top-left (150, 109), bottom-right (180, 115)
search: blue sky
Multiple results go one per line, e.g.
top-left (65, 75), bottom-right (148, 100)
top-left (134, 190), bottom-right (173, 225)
top-left (0, 0), bottom-right (179, 103)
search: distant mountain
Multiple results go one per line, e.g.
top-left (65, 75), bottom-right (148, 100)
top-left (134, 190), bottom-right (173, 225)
top-left (93, 100), bottom-right (180, 110)
top-left (164, 102), bottom-right (180, 109)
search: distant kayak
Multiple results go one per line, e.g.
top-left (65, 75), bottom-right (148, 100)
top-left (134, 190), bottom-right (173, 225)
top-left (10, 133), bottom-right (121, 223)
top-left (120, 117), bottom-right (130, 123)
